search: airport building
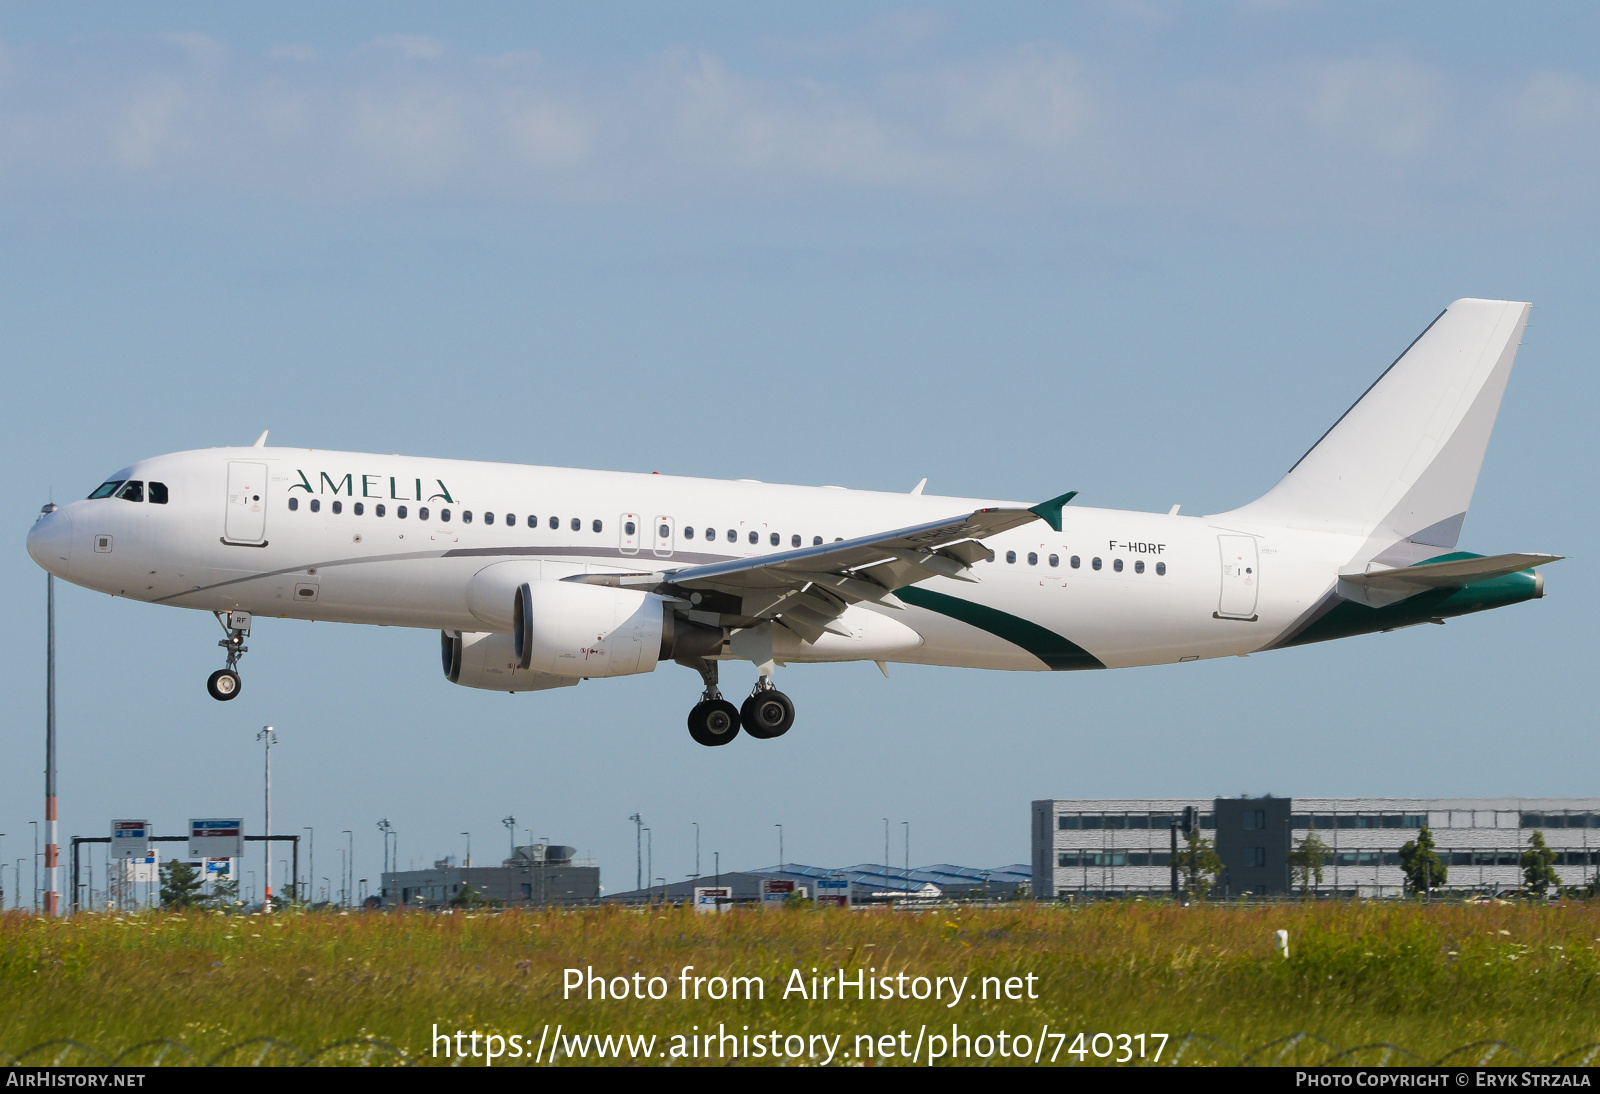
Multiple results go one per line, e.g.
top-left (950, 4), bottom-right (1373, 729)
top-left (1032, 797), bottom-right (1600, 899)
top-left (606, 862), bottom-right (1032, 906)
top-left (381, 843), bottom-right (599, 909)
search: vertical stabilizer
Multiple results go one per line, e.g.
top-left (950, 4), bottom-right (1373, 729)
top-left (1224, 298), bottom-right (1530, 562)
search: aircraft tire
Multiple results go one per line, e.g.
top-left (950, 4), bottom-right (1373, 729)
top-left (207, 668), bottom-right (242, 702)
top-left (741, 690), bottom-right (794, 739)
top-left (688, 699), bottom-right (741, 746)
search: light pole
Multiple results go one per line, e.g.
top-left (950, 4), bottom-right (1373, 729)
top-left (643, 828), bottom-right (652, 903)
top-left (338, 849), bottom-right (346, 907)
top-left (774, 824), bottom-right (783, 869)
top-left (502, 815), bottom-right (517, 861)
top-left (303, 827), bottom-right (314, 906)
top-left (42, 546), bottom-right (58, 917)
top-left (902, 821), bottom-right (910, 893)
top-left (693, 822), bottom-right (700, 879)
top-left (248, 870), bottom-right (256, 903)
top-left (461, 832), bottom-right (471, 869)
top-left (342, 830), bottom-right (353, 908)
top-left (629, 813), bottom-right (643, 891)
top-left (376, 819), bottom-right (392, 899)
top-left (257, 726), bottom-right (277, 905)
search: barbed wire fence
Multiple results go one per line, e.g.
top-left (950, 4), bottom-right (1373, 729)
top-left (2, 1033), bottom-right (1598, 1066)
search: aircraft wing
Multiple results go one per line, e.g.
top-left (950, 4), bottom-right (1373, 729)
top-left (578, 491), bottom-right (1075, 643)
top-left (1339, 552), bottom-right (1562, 592)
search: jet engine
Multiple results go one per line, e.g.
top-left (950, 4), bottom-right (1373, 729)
top-left (513, 579), bottom-right (721, 677)
top-left (440, 630), bottom-right (580, 692)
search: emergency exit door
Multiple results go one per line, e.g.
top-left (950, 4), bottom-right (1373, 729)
top-left (224, 462), bottom-right (268, 545)
top-left (1216, 535), bottom-right (1259, 620)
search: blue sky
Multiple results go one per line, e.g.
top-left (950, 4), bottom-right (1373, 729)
top-left (2, 4), bottom-right (1596, 902)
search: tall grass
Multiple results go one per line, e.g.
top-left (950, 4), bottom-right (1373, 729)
top-left (2, 901), bottom-right (1597, 1065)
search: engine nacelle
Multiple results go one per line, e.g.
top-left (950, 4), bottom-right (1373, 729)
top-left (441, 630), bottom-right (580, 693)
top-left (514, 580), bottom-right (691, 678)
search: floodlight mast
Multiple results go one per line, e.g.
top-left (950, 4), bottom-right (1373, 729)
top-left (257, 726), bottom-right (277, 905)
top-left (42, 535), bottom-right (58, 917)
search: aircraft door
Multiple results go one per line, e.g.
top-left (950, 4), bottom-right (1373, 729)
top-left (619, 513), bottom-right (640, 555)
top-left (1216, 535), bottom-right (1259, 620)
top-left (224, 461), bottom-right (268, 544)
top-left (653, 515), bottom-right (675, 558)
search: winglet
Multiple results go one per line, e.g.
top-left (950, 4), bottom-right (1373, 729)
top-left (252, 430), bottom-right (269, 448)
top-left (1028, 491), bottom-right (1077, 533)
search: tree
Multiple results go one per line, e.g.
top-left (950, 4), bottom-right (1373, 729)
top-left (160, 859), bottom-right (204, 909)
top-left (204, 874), bottom-right (241, 910)
top-left (1521, 831), bottom-right (1559, 897)
top-left (1398, 825), bottom-right (1447, 896)
top-left (1287, 830), bottom-right (1331, 897)
top-left (1175, 830), bottom-right (1223, 901)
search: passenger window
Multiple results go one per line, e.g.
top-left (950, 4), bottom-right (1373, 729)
top-left (529, 515), bottom-right (538, 528)
top-left (1027, 552), bottom-right (1038, 566)
top-left (332, 500), bottom-right (343, 515)
top-left (1156, 561), bottom-right (1167, 576)
top-left (1091, 557), bottom-right (1101, 570)
top-left (684, 526), bottom-right (694, 539)
top-left (569, 517), bottom-right (579, 532)
top-left (1005, 550), bottom-right (1016, 564)
top-left (310, 499), bottom-right (321, 513)
top-left (748, 531), bottom-right (758, 545)
top-left (813, 536), bottom-right (822, 546)
top-left (770, 532), bottom-right (780, 547)
top-left (1071, 555), bottom-right (1080, 569)
top-left (659, 524), bottom-right (670, 539)
top-left (398, 505), bottom-right (407, 519)
top-left (444, 508), bottom-right (454, 522)
top-left (288, 497), bottom-right (299, 511)
top-left (376, 504), bottom-right (386, 517)
top-left (727, 529), bottom-right (737, 543)
top-left (549, 516), bottom-right (558, 530)
top-left (483, 512), bottom-right (494, 525)
top-left (1135, 560), bottom-right (1144, 573)
top-left (593, 519), bottom-right (603, 533)
top-left (791, 534), bottom-right (801, 548)
top-left (148, 482), bottom-right (169, 505)
top-left (418, 507), bottom-right (429, 521)
top-left (462, 510), bottom-right (472, 524)
top-left (1049, 554), bottom-right (1059, 567)
top-left (116, 481), bottom-right (144, 503)
top-left (504, 513), bottom-right (515, 526)
top-left (354, 502), bottom-right (364, 516)
top-left (625, 521), bottom-right (637, 536)
top-left (88, 481), bottom-right (124, 500)
top-left (1113, 558), bottom-right (1123, 572)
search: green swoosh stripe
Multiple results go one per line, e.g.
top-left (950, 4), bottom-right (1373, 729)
top-left (898, 587), bottom-right (1105, 671)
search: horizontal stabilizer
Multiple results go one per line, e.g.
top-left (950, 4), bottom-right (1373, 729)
top-left (1340, 552), bottom-right (1561, 592)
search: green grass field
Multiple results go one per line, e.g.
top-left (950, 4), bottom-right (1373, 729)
top-left (3, 901), bottom-right (1598, 1066)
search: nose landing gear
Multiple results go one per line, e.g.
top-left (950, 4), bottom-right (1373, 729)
top-left (207, 611), bottom-right (251, 702)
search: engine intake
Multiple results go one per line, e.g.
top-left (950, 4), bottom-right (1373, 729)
top-left (440, 630), bottom-right (580, 692)
top-left (512, 580), bottom-right (720, 677)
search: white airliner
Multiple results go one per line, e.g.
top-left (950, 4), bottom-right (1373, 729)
top-left (28, 299), bottom-right (1558, 746)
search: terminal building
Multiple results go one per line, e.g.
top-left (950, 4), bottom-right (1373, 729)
top-left (1032, 797), bottom-right (1600, 899)
top-left (381, 843), bottom-right (599, 909)
top-left (606, 862), bottom-right (1032, 906)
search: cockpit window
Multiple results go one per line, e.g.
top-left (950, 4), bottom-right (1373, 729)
top-left (115, 481), bottom-right (144, 503)
top-left (87, 480), bottom-right (124, 500)
top-left (148, 481), bottom-right (169, 504)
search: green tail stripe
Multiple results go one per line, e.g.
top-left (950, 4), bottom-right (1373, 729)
top-left (898, 586), bottom-right (1104, 671)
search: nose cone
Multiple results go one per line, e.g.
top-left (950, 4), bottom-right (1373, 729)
top-left (27, 507), bottom-right (74, 573)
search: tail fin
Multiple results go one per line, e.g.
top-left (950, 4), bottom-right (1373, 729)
top-left (1225, 298), bottom-right (1530, 562)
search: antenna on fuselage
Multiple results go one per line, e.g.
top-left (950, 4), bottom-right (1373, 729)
top-left (252, 430), bottom-right (269, 448)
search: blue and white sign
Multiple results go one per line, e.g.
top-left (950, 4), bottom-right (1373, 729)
top-left (189, 818), bottom-right (243, 859)
top-left (111, 819), bottom-right (151, 861)
top-left (205, 858), bottom-right (234, 878)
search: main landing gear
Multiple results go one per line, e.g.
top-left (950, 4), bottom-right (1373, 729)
top-left (683, 659), bottom-right (795, 747)
top-left (207, 610), bottom-right (251, 702)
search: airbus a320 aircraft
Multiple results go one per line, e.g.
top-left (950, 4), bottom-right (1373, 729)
top-left (28, 299), bottom-right (1559, 746)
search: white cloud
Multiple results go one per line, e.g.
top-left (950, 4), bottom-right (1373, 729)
top-left (0, 27), bottom-right (1594, 224)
